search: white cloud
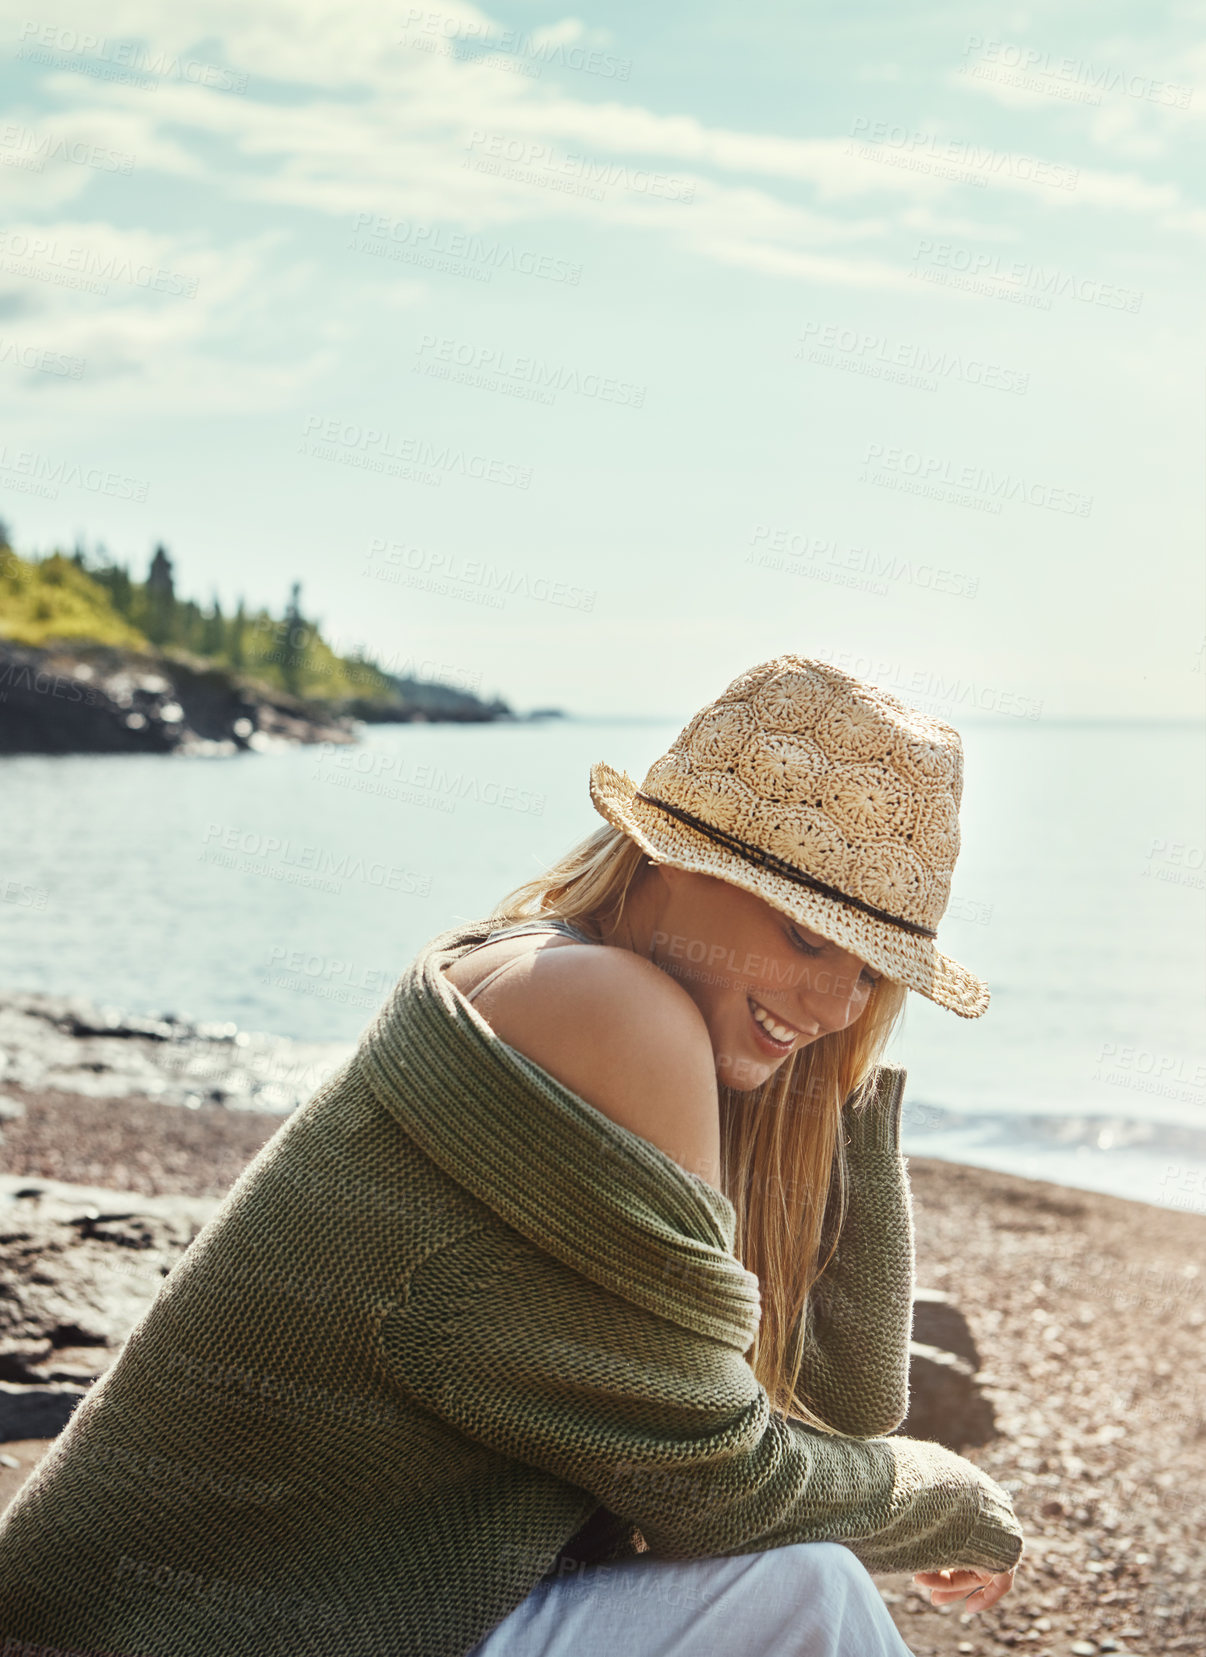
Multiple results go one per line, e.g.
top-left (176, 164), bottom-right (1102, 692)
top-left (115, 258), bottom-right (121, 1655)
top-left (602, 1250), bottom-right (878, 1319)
top-left (4, 0), bottom-right (1202, 364)
top-left (948, 30), bottom-right (1206, 166)
top-left (0, 219), bottom-right (350, 413)
top-left (21, 22), bottom-right (1192, 243)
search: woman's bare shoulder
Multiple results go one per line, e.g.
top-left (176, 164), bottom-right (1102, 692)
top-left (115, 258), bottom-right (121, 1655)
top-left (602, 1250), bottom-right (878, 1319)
top-left (474, 943), bottom-right (721, 1187)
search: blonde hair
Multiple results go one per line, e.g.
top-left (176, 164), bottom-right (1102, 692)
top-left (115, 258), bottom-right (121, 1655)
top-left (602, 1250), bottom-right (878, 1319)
top-left (488, 822), bottom-right (909, 1434)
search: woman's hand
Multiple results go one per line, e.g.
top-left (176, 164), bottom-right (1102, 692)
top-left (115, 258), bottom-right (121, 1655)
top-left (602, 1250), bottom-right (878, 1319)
top-left (912, 1565), bottom-right (1016, 1614)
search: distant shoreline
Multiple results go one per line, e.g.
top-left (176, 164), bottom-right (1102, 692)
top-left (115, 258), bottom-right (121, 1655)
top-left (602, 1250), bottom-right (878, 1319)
top-left (0, 637), bottom-right (561, 756)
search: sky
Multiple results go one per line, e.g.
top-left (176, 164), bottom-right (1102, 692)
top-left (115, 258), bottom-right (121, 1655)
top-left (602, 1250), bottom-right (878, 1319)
top-left (1, 0), bottom-right (1204, 718)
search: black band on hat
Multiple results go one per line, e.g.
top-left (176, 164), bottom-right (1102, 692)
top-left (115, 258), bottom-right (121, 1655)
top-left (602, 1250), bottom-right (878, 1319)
top-left (633, 790), bottom-right (940, 940)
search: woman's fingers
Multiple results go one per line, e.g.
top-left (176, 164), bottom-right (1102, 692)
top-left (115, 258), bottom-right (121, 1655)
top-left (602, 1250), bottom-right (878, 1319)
top-left (911, 1566), bottom-right (1015, 1613)
top-left (963, 1572), bottom-right (1014, 1612)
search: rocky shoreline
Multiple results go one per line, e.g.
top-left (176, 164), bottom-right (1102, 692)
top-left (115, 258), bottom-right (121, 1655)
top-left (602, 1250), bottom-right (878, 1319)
top-left (0, 988), bottom-right (354, 1118)
top-left (0, 994), bottom-right (1201, 1656)
top-left (0, 639), bottom-right (358, 755)
top-left (0, 639), bottom-right (528, 756)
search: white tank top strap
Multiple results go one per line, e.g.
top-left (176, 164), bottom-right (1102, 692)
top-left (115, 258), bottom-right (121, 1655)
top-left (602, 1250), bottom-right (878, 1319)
top-left (459, 918), bottom-right (597, 1004)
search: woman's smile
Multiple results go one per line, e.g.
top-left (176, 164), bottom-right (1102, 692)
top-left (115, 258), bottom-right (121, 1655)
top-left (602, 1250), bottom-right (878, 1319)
top-left (746, 994), bottom-right (820, 1054)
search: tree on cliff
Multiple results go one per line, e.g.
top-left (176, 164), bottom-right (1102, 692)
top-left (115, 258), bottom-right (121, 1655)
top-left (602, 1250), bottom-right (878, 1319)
top-left (228, 599), bottom-right (247, 670)
top-left (278, 581), bottom-right (311, 696)
top-left (144, 546), bottom-right (177, 647)
top-left (200, 593), bottom-right (226, 657)
top-left (89, 547), bottom-right (136, 622)
top-left (0, 540), bottom-right (511, 720)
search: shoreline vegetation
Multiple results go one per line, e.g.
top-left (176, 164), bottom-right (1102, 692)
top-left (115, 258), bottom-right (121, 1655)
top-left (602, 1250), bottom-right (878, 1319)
top-left (0, 530), bottom-right (559, 754)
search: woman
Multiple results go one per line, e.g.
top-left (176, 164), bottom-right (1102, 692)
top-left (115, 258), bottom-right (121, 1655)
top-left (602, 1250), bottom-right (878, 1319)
top-left (0, 654), bottom-right (1022, 1657)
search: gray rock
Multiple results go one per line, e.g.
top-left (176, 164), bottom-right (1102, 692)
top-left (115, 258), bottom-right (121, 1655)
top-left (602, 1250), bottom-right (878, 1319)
top-left (900, 1342), bottom-right (997, 1451)
top-left (0, 1380), bottom-right (87, 1440)
top-left (0, 639), bottom-right (360, 757)
top-left (0, 1177), bottom-right (220, 1433)
top-left (0, 990), bottom-right (354, 1113)
top-left (911, 1285), bottom-right (981, 1370)
top-left (897, 1289), bottom-right (997, 1451)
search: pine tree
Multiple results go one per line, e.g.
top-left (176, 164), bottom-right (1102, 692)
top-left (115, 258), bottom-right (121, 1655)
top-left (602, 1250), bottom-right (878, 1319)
top-left (90, 548), bottom-right (135, 620)
top-left (145, 545), bottom-right (177, 647)
top-left (279, 580), bottom-right (310, 696)
top-left (229, 598), bottom-right (247, 671)
top-left (177, 598), bottom-right (204, 654)
top-left (110, 563), bottom-right (134, 619)
top-left (201, 591), bottom-right (226, 658)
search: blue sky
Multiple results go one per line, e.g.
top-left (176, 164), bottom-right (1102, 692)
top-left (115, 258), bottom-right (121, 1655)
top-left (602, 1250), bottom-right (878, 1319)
top-left (1, 0), bottom-right (1203, 717)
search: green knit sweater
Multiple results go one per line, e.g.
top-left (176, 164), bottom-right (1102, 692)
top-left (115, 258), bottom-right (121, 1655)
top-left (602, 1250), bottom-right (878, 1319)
top-left (0, 918), bottom-right (1023, 1656)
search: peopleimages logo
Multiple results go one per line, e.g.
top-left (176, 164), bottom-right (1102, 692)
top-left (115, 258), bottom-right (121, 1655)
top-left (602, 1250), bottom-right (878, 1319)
top-left (348, 213), bottom-right (582, 286)
top-left (199, 823), bottom-right (432, 895)
top-left (960, 36), bottom-right (1195, 109)
top-left (847, 116), bottom-right (1079, 190)
top-left (0, 229), bottom-right (199, 297)
top-left (910, 241), bottom-right (1143, 314)
top-left (861, 442), bottom-right (1092, 517)
top-left (0, 333), bottom-right (86, 377)
top-left (312, 742), bottom-right (548, 816)
top-left (415, 334), bottom-right (646, 408)
top-left (0, 121), bottom-right (136, 174)
top-left (797, 322), bottom-right (1028, 396)
top-left (463, 130), bottom-right (695, 203)
top-left (365, 537), bottom-right (596, 612)
top-left (399, 8), bottom-right (633, 80)
top-left (814, 646), bottom-right (1043, 720)
top-left (747, 525), bottom-right (980, 598)
top-left (16, 22), bottom-right (248, 93)
top-left (0, 444), bottom-right (150, 502)
top-left (299, 416), bottom-right (533, 490)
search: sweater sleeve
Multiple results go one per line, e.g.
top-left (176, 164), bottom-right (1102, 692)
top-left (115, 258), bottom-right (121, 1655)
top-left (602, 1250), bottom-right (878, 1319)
top-left (790, 1066), bottom-right (915, 1439)
top-left (380, 1222), bottom-right (1023, 1578)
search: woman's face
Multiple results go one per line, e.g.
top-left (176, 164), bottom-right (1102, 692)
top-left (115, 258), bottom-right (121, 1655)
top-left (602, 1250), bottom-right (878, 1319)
top-left (631, 866), bottom-right (880, 1092)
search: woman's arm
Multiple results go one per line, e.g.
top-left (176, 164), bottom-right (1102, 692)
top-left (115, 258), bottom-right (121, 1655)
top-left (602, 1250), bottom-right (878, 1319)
top-left (390, 959), bottom-right (1019, 1574)
top-left (789, 1064), bottom-right (915, 1439)
top-left (380, 1219), bottom-right (1023, 1578)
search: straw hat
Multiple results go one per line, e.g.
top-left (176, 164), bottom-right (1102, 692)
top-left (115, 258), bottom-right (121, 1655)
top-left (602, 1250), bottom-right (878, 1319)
top-left (589, 654), bottom-right (988, 1018)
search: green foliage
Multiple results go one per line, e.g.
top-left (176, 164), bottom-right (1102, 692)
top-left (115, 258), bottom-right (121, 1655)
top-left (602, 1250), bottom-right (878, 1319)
top-left (240, 608), bottom-right (397, 701)
top-left (0, 540), bottom-right (418, 709)
top-left (200, 593), bottom-right (226, 658)
top-left (0, 550), bottom-right (149, 649)
top-left (90, 559), bottom-right (136, 619)
top-left (141, 544), bottom-right (177, 647)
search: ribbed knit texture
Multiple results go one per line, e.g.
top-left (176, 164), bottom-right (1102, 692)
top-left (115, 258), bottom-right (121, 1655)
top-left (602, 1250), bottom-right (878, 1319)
top-left (0, 918), bottom-right (1023, 1657)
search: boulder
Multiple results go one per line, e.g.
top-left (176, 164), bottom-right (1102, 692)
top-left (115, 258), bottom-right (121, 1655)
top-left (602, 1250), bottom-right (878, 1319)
top-left (898, 1287), bottom-right (997, 1451)
top-left (911, 1285), bottom-right (981, 1369)
top-left (0, 1380), bottom-right (87, 1439)
top-left (0, 1176), bottom-right (218, 1439)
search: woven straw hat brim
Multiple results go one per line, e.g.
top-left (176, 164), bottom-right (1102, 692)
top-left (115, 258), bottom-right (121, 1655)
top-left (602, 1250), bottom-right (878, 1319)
top-left (589, 761), bottom-right (989, 1019)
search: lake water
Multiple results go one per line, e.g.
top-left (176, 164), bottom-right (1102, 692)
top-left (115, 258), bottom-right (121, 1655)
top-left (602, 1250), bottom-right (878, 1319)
top-left (2, 717), bottom-right (1203, 1212)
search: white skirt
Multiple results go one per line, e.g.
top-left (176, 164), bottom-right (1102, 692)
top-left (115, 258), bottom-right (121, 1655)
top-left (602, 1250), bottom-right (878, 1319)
top-left (466, 1541), bottom-right (916, 1656)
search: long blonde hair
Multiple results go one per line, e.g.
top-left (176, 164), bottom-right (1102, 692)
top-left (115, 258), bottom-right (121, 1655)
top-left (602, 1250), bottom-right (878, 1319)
top-left (488, 822), bottom-right (909, 1434)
